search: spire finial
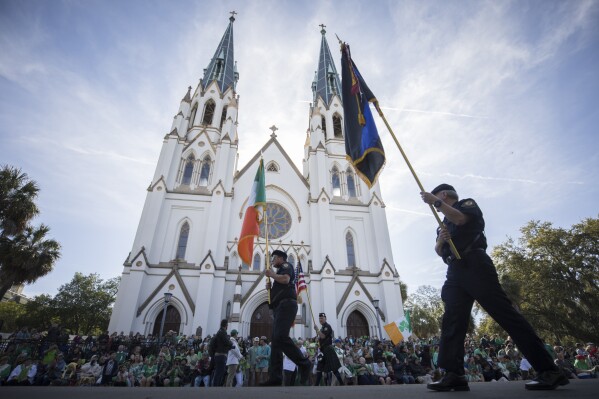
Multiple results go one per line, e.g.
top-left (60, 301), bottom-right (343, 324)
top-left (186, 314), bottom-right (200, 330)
top-left (319, 23), bottom-right (326, 35)
top-left (269, 125), bottom-right (278, 138)
top-left (230, 10), bottom-right (237, 22)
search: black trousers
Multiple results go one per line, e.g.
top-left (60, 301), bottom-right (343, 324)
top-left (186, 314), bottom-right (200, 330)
top-left (437, 250), bottom-right (555, 375)
top-left (269, 299), bottom-right (308, 382)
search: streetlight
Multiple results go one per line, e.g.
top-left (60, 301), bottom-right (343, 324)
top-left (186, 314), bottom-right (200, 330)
top-left (372, 299), bottom-right (383, 340)
top-left (159, 292), bottom-right (173, 345)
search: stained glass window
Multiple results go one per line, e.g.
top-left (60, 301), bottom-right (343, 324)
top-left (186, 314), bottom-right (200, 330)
top-left (346, 231), bottom-right (356, 267)
top-left (259, 203), bottom-right (292, 239)
top-left (182, 154), bottom-right (195, 185)
top-left (252, 253), bottom-right (261, 271)
top-left (332, 167), bottom-right (341, 197)
top-left (176, 222), bottom-right (190, 259)
top-left (347, 168), bottom-right (357, 197)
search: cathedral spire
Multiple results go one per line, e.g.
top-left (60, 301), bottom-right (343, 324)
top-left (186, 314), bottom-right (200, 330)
top-left (312, 24), bottom-right (341, 107)
top-left (202, 13), bottom-right (238, 93)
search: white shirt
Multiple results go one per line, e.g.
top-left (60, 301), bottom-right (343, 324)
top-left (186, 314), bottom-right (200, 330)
top-left (519, 357), bottom-right (532, 371)
top-left (226, 338), bottom-right (243, 366)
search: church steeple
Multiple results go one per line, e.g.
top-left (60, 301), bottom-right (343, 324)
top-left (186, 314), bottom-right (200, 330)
top-left (202, 13), bottom-right (238, 93)
top-left (312, 24), bottom-right (341, 107)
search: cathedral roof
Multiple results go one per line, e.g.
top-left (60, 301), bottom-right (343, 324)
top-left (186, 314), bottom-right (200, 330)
top-left (312, 26), bottom-right (341, 107)
top-left (202, 15), bottom-right (238, 93)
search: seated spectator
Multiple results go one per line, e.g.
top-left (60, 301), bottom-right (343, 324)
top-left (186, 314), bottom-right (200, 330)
top-left (373, 359), bottom-right (391, 385)
top-left (194, 351), bottom-right (211, 387)
top-left (7, 357), bottom-right (37, 385)
top-left (79, 355), bottom-right (102, 385)
top-left (0, 356), bottom-right (12, 385)
top-left (355, 357), bottom-right (376, 385)
top-left (140, 357), bottom-right (157, 387)
top-left (39, 353), bottom-right (66, 385)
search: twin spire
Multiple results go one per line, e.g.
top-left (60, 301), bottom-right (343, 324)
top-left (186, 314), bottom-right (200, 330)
top-left (201, 15), bottom-right (341, 106)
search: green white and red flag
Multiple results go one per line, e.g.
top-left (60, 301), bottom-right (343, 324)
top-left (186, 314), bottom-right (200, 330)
top-left (238, 159), bottom-right (266, 265)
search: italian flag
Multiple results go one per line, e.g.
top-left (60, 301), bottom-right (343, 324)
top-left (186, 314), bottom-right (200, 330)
top-left (238, 159), bottom-right (266, 265)
top-left (383, 310), bottom-right (412, 345)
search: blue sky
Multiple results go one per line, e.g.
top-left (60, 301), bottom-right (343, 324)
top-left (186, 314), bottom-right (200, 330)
top-left (1, 0), bottom-right (598, 299)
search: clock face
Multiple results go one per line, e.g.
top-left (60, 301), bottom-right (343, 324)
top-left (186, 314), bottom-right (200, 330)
top-left (259, 203), bottom-right (292, 239)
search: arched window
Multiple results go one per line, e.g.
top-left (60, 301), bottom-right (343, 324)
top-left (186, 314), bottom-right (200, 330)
top-left (202, 100), bottom-right (216, 125)
top-left (347, 168), bottom-right (357, 197)
top-left (241, 260), bottom-right (249, 270)
top-left (333, 114), bottom-right (343, 138)
top-left (220, 106), bottom-right (228, 129)
top-left (199, 156), bottom-right (211, 186)
top-left (181, 154), bottom-right (195, 185)
top-left (301, 304), bottom-right (307, 324)
top-left (346, 231), bottom-right (356, 267)
top-left (321, 116), bottom-right (327, 138)
top-left (176, 222), bottom-right (190, 260)
top-left (288, 254), bottom-right (295, 267)
top-left (226, 301), bottom-right (231, 319)
top-left (332, 166), bottom-right (341, 197)
top-left (189, 105), bottom-right (198, 130)
top-left (252, 253), bottom-right (261, 271)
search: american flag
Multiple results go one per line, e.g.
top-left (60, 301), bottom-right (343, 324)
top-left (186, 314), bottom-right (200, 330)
top-left (296, 261), bottom-right (307, 301)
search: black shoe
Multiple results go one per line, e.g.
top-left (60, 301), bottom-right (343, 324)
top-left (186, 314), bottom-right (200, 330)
top-left (259, 379), bottom-right (283, 387)
top-left (525, 370), bottom-right (569, 390)
top-left (298, 359), bottom-right (311, 385)
top-left (427, 372), bottom-right (469, 392)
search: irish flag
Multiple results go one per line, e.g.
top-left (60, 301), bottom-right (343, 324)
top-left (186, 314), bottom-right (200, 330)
top-left (383, 310), bottom-right (412, 345)
top-left (238, 159), bottom-right (266, 265)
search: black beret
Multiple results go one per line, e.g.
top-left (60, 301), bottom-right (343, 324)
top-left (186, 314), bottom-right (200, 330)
top-left (271, 250), bottom-right (287, 260)
top-left (319, 313), bottom-right (326, 318)
top-left (431, 183), bottom-right (456, 195)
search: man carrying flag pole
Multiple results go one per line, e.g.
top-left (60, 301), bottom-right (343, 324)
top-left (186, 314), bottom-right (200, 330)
top-left (339, 40), bottom-right (460, 260)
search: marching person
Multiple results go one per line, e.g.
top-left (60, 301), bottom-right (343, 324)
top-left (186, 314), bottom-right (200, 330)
top-left (421, 184), bottom-right (568, 391)
top-left (260, 250), bottom-right (311, 386)
top-left (313, 313), bottom-right (344, 386)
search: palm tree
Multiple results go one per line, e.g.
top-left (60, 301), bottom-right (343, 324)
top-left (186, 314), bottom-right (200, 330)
top-left (0, 165), bottom-right (61, 299)
top-left (0, 165), bottom-right (40, 237)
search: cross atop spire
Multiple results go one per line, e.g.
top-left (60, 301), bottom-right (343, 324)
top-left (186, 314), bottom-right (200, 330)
top-left (312, 25), bottom-right (341, 106)
top-left (319, 23), bottom-right (326, 34)
top-left (230, 10), bottom-right (237, 21)
top-left (269, 125), bottom-right (278, 138)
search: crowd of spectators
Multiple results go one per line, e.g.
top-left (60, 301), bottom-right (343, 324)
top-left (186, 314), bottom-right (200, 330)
top-left (0, 326), bottom-right (597, 387)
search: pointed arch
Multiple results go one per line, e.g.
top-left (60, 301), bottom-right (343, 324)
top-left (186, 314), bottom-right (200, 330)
top-left (345, 230), bottom-right (356, 268)
top-left (333, 113), bottom-right (343, 138)
top-left (202, 99), bottom-right (216, 125)
top-left (220, 105), bottom-right (228, 129)
top-left (188, 104), bottom-right (198, 130)
top-left (321, 116), bottom-right (327, 139)
top-left (226, 301), bottom-right (232, 320)
top-left (176, 221), bottom-right (190, 260)
top-left (346, 167), bottom-right (357, 198)
top-left (266, 161), bottom-right (279, 173)
top-left (331, 165), bottom-right (341, 197)
top-left (181, 153), bottom-right (195, 186)
top-left (199, 155), bottom-right (212, 187)
top-left (288, 254), bottom-right (295, 267)
top-left (252, 253), bottom-right (261, 271)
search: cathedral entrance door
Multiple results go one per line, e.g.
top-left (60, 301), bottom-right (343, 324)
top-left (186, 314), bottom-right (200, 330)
top-left (346, 310), bottom-right (369, 338)
top-left (250, 302), bottom-right (273, 340)
top-left (152, 305), bottom-right (182, 336)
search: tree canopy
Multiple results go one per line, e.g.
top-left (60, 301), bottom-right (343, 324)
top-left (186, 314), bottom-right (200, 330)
top-left (479, 217), bottom-right (599, 344)
top-left (0, 165), bottom-right (61, 298)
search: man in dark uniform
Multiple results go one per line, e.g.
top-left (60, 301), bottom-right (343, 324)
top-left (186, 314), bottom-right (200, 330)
top-left (313, 313), bottom-right (344, 386)
top-left (260, 250), bottom-right (311, 386)
top-left (421, 184), bottom-right (568, 391)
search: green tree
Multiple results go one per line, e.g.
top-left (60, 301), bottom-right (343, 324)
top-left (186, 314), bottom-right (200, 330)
top-left (0, 301), bottom-right (26, 332)
top-left (15, 294), bottom-right (56, 331)
top-left (0, 165), bottom-right (61, 298)
top-left (52, 273), bottom-right (119, 335)
top-left (405, 285), bottom-right (444, 338)
top-left (490, 217), bottom-right (599, 344)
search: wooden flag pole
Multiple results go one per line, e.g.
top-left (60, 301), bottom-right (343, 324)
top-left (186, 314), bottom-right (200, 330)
top-left (374, 104), bottom-right (461, 260)
top-left (264, 210), bottom-right (272, 304)
top-left (303, 284), bottom-right (318, 328)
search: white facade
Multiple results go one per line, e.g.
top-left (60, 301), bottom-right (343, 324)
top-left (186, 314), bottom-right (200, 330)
top-left (108, 19), bottom-right (404, 340)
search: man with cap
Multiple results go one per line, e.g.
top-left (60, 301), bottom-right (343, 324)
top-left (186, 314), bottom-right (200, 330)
top-left (225, 329), bottom-right (243, 387)
top-left (421, 184), bottom-right (568, 391)
top-left (313, 313), bottom-right (344, 386)
top-left (260, 249), bottom-right (311, 386)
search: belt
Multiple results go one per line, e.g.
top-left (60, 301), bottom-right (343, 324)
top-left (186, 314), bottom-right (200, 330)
top-left (214, 352), bottom-right (227, 356)
top-left (444, 248), bottom-right (485, 264)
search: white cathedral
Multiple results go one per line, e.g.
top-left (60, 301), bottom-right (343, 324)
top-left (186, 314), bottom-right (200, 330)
top-left (108, 15), bottom-right (405, 341)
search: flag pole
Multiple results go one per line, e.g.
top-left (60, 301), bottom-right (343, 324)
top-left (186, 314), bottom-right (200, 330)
top-left (264, 215), bottom-right (272, 304)
top-left (303, 285), bottom-right (317, 328)
top-left (373, 104), bottom-right (461, 259)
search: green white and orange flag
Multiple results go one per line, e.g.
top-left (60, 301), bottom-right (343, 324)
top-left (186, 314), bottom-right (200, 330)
top-left (383, 310), bottom-right (412, 345)
top-left (238, 159), bottom-right (266, 265)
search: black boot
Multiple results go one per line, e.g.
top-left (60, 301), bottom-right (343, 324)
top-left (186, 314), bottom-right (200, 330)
top-left (427, 372), bottom-right (469, 392)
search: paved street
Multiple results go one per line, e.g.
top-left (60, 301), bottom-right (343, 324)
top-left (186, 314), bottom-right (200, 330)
top-left (1, 379), bottom-right (597, 399)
